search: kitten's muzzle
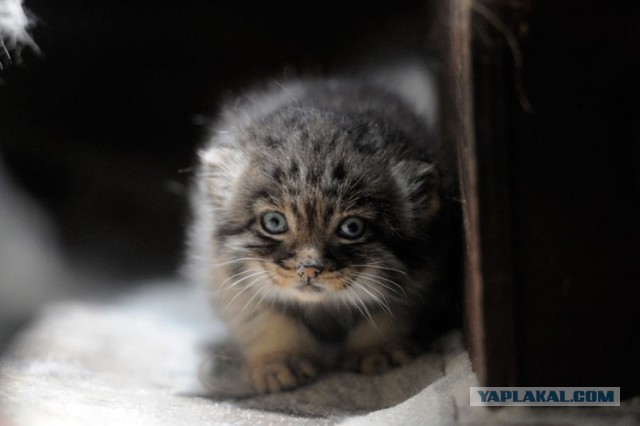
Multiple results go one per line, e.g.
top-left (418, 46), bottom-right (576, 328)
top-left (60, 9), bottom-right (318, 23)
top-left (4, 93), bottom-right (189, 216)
top-left (296, 262), bottom-right (323, 279)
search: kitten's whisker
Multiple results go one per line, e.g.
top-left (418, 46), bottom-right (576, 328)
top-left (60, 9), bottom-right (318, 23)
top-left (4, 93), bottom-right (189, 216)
top-left (211, 257), bottom-right (268, 267)
top-left (241, 277), bottom-right (270, 313)
top-left (352, 280), bottom-right (393, 318)
top-left (358, 272), bottom-right (407, 294)
top-left (351, 280), bottom-right (379, 303)
top-left (349, 292), bottom-right (369, 323)
top-left (331, 293), bottom-right (344, 311)
top-left (358, 280), bottom-right (394, 317)
top-left (210, 269), bottom-right (264, 295)
top-left (358, 275), bottom-right (407, 299)
top-left (252, 283), bottom-right (273, 314)
top-left (223, 273), bottom-right (270, 310)
top-left (227, 270), bottom-right (270, 290)
top-left (336, 291), bottom-right (351, 313)
top-left (215, 269), bottom-right (265, 294)
top-left (217, 271), bottom-right (269, 300)
top-left (356, 273), bottom-right (407, 299)
top-left (351, 264), bottom-right (408, 276)
top-left (218, 268), bottom-right (261, 286)
top-left (349, 288), bottom-right (377, 330)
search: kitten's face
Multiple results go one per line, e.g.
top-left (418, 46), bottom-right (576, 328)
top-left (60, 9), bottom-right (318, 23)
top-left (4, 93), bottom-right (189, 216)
top-left (204, 111), bottom-right (440, 307)
top-left (241, 171), bottom-right (403, 304)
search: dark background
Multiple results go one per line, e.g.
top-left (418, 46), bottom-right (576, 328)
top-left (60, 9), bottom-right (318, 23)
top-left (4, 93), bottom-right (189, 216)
top-left (513, 1), bottom-right (640, 394)
top-left (455, 0), bottom-right (640, 395)
top-left (0, 0), bottom-right (431, 279)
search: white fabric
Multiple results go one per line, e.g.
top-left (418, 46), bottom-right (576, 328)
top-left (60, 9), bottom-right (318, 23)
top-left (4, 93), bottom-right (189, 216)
top-left (1, 283), bottom-right (638, 425)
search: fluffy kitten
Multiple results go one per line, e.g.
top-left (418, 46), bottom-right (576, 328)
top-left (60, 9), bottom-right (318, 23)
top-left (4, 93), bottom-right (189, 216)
top-left (189, 69), bottom-right (450, 394)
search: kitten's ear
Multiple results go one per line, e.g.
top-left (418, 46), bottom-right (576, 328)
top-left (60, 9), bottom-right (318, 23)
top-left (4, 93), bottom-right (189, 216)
top-left (198, 146), bottom-right (247, 208)
top-left (392, 160), bottom-right (441, 227)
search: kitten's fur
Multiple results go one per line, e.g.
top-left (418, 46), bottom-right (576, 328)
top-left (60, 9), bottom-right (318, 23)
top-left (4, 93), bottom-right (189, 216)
top-left (189, 66), bottom-right (450, 394)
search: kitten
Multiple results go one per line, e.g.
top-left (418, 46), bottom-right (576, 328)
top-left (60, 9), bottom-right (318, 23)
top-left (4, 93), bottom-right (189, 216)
top-left (188, 68), bottom-right (450, 394)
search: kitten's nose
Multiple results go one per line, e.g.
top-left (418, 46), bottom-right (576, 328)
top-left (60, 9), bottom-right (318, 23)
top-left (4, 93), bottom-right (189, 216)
top-left (296, 263), bottom-right (323, 279)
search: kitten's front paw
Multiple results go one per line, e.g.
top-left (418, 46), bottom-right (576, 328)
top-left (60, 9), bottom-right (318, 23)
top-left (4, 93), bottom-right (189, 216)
top-left (343, 343), bottom-right (414, 375)
top-left (249, 353), bottom-right (318, 394)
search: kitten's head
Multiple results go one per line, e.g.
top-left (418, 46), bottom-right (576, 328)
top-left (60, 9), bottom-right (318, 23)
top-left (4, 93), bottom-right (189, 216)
top-left (201, 108), bottom-right (440, 307)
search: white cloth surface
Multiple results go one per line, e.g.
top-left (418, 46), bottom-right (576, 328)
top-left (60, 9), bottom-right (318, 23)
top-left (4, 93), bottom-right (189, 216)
top-left (1, 283), bottom-right (638, 425)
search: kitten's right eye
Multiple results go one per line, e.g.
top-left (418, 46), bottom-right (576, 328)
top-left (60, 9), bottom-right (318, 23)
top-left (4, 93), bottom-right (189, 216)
top-left (261, 211), bottom-right (288, 234)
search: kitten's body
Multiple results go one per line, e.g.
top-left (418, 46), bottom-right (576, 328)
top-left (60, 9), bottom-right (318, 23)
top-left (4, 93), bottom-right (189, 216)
top-left (189, 66), bottom-right (451, 394)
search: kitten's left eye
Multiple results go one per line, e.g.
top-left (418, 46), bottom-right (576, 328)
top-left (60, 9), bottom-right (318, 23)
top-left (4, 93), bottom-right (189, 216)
top-left (338, 217), bottom-right (366, 239)
top-left (261, 211), bottom-right (288, 234)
